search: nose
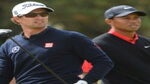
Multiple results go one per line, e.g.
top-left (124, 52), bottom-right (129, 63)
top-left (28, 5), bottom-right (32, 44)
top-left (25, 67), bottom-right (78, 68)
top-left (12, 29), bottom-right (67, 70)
top-left (129, 17), bottom-right (141, 23)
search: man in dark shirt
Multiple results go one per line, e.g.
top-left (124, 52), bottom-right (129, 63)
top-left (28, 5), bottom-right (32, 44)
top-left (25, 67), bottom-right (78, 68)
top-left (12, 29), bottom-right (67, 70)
top-left (0, 1), bottom-right (113, 84)
top-left (93, 5), bottom-right (150, 84)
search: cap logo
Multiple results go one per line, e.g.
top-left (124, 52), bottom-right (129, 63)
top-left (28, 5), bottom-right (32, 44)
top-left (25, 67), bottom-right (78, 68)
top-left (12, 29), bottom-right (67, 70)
top-left (14, 11), bottom-right (19, 15)
top-left (22, 3), bottom-right (45, 10)
top-left (12, 1), bottom-right (54, 17)
top-left (123, 6), bottom-right (132, 9)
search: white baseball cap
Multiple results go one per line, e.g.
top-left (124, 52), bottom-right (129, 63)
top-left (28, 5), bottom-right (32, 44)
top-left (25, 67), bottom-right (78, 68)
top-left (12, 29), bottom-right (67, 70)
top-left (12, 1), bottom-right (54, 17)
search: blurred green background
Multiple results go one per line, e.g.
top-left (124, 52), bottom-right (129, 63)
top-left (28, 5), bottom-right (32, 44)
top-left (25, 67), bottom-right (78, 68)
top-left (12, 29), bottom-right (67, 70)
top-left (0, 0), bottom-right (149, 40)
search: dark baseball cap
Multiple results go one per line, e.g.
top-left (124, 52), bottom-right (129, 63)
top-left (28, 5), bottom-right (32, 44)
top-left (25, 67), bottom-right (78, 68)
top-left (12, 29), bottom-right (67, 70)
top-left (104, 5), bottom-right (146, 19)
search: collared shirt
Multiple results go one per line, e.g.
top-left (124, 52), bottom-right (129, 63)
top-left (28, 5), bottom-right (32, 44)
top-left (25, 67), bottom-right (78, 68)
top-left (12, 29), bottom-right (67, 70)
top-left (0, 26), bottom-right (113, 84)
top-left (108, 29), bottom-right (138, 44)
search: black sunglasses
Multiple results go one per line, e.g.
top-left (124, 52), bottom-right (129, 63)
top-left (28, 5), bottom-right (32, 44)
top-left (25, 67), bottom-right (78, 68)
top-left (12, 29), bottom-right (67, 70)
top-left (24, 12), bottom-right (49, 18)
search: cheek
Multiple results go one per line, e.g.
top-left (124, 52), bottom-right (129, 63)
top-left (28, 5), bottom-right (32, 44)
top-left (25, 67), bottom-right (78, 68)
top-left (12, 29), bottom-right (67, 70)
top-left (22, 19), bottom-right (31, 24)
top-left (45, 18), bottom-right (48, 21)
top-left (20, 19), bottom-right (34, 26)
top-left (45, 17), bottom-right (49, 21)
top-left (137, 19), bottom-right (142, 24)
top-left (43, 18), bottom-right (49, 23)
top-left (112, 21), bottom-right (124, 26)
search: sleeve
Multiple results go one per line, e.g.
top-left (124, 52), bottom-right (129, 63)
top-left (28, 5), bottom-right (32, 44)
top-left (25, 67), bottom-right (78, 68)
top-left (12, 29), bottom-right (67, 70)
top-left (70, 32), bottom-right (114, 83)
top-left (0, 76), bottom-right (10, 84)
top-left (0, 44), bottom-right (13, 83)
top-left (82, 60), bottom-right (93, 73)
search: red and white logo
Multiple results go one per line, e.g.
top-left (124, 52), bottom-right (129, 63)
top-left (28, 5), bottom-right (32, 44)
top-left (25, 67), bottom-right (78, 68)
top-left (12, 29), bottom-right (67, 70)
top-left (45, 43), bottom-right (53, 48)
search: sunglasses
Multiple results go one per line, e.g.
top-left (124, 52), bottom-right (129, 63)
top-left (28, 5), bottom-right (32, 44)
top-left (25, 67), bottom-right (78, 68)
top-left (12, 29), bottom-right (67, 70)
top-left (24, 12), bottom-right (49, 18)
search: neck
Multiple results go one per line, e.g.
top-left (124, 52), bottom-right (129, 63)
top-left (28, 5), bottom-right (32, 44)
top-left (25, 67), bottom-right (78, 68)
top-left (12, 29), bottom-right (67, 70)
top-left (110, 28), bottom-right (136, 39)
top-left (22, 27), bottom-right (46, 38)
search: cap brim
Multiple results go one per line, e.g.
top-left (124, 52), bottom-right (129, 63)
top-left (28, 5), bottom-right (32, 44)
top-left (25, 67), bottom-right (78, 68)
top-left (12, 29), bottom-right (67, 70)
top-left (18, 7), bottom-right (54, 16)
top-left (115, 11), bottom-right (146, 17)
top-left (44, 7), bottom-right (54, 12)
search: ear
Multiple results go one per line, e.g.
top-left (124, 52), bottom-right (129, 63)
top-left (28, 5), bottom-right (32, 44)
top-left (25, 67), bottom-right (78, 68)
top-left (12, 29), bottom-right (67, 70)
top-left (10, 17), bottom-right (20, 25)
top-left (105, 18), bottom-right (112, 25)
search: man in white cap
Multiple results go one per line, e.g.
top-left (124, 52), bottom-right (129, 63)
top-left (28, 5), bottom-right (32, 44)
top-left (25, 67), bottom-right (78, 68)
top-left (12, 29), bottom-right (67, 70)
top-left (0, 1), bottom-right (113, 84)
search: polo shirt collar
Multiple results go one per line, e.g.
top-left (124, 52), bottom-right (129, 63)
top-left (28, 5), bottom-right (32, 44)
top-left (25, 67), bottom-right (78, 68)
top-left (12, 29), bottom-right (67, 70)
top-left (108, 29), bottom-right (139, 44)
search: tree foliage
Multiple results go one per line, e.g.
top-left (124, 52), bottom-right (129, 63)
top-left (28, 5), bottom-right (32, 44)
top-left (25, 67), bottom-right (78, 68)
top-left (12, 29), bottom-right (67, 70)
top-left (0, 0), bottom-right (149, 39)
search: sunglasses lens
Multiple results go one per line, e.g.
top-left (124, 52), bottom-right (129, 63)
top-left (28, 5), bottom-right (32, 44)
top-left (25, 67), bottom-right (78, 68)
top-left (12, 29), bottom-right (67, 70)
top-left (24, 12), bottom-right (49, 18)
top-left (24, 13), bottom-right (37, 17)
top-left (40, 12), bottom-right (49, 17)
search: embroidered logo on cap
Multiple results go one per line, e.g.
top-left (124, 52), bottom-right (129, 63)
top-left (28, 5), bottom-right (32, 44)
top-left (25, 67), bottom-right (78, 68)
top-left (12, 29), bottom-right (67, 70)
top-left (22, 3), bottom-right (45, 9)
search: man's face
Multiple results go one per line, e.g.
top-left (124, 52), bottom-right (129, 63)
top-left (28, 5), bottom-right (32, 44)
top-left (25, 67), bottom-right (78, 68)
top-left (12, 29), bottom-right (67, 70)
top-left (17, 8), bottom-right (49, 29)
top-left (107, 13), bottom-right (142, 33)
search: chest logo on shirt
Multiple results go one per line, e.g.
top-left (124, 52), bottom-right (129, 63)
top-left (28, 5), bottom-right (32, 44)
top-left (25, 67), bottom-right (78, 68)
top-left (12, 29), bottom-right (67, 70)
top-left (44, 42), bottom-right (53, 48)
top-left (11, 46), bottom-right (20, 53)
top-left (144, 45), bottom-right (150, 48)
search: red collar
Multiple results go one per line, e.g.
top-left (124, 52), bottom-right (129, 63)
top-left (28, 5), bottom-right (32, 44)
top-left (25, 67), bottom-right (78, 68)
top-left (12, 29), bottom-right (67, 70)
top-left (108, 29), bottom-right (138, 44)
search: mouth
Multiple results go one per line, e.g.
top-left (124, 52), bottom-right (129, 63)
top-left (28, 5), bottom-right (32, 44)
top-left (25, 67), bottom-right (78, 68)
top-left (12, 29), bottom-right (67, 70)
top-left (129, 24), bottom-right (140, 28)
